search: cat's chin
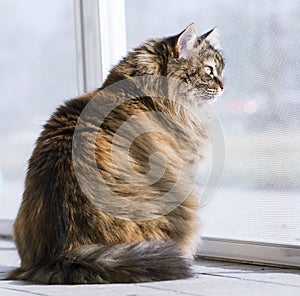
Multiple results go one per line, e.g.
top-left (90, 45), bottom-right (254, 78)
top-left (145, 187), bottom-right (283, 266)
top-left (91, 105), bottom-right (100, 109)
top-left (189, 95), bottom-right (221, 108)
top-left (202, 96), bottom-right (217, 101)
top-left (203, 90), bottom-right (224, 103)
top-left (194, 94), bottom-right (218, 103)
top-left (207, 97), bottom-right (219, 104)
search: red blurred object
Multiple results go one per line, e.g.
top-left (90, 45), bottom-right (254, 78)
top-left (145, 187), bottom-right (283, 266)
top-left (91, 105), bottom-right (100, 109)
top-left (225, 99), bottom-right (259, 115)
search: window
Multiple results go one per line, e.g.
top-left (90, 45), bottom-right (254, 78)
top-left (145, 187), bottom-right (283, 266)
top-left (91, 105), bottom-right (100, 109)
top-left (0, 0), bottom-right (77, 222)
top-left (1, 0), bottom-right (299, 268)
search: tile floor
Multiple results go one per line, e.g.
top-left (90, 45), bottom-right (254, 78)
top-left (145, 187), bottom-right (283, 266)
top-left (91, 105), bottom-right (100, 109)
top-left (1, 238), bottom-right (300, 296)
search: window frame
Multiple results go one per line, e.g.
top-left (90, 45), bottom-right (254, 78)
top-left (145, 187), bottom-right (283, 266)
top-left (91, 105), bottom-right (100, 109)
top-left (74, 0), bottom-right (127, 93)
top-left (199, 236), bottom-right (300, 268)
top-left (1, 0), bottom-right (300, 269)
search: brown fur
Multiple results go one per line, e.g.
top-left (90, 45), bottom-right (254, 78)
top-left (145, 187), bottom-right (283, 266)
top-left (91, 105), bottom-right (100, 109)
top-left (7, 24), bottom-right (224, 284)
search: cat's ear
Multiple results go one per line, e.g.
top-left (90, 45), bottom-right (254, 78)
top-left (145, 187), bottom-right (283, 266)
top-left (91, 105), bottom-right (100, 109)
top-left (201, 27), bottom-right (221, 50)
top-left (175, 23), bottom-right (197, 59)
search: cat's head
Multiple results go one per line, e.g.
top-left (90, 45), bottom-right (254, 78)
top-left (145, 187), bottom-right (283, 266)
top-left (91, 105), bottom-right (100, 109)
top-left (166, 24), bottom-right (225, 101)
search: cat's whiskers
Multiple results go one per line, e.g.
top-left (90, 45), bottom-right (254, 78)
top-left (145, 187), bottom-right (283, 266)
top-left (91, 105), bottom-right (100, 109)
top-left (206, 90), bottom-right (217, 95)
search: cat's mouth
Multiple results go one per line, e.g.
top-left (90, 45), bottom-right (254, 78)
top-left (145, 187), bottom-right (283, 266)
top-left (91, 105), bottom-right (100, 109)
top-left (192, 88), bottom-right (223, 101)
top-left (204, 88), bottom-right (223, 99)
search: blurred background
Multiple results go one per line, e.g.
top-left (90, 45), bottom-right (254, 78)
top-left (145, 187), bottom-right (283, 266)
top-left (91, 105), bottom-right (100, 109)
top-left (0, 0), bottom-right (299, 244)
top-left (0, 0), bottom-right (77, 219)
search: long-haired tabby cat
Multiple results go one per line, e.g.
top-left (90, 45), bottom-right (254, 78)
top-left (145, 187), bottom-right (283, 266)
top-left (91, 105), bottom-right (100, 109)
top-left (7, 24), bottom-right (224, 284)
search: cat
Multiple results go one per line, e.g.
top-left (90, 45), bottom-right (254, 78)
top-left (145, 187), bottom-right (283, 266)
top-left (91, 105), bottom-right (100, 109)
top-left (7, 23), bottom-right (224, 284)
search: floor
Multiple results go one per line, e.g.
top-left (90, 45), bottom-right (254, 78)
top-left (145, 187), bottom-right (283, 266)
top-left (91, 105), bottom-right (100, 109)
top-left (0, 238), bottom-right (300, 296)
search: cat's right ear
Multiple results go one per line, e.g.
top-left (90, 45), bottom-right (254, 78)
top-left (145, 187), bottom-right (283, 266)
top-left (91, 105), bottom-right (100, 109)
top-left (175, 23), bottom-right (197, 59)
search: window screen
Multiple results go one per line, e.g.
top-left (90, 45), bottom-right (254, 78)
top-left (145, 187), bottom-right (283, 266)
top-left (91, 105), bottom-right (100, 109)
top-left (125, 0), bottom-right (300, 245)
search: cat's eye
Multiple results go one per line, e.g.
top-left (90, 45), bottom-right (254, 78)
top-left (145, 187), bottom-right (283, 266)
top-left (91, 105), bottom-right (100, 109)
top-left (204, 66), bottom-right (213, 75)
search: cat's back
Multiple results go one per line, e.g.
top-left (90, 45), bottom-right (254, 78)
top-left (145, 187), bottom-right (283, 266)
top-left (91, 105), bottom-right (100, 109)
top-left (41, 95), bottom-right (92, 139)
top-left (23, 93), bottom-right (97, 197)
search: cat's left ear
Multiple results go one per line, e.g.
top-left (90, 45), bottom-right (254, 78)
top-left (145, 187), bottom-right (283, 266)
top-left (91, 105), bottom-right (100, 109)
top-left (200, 28), bottom-right (221, 50)
top-left (175, 23), bottom-right (197, 59)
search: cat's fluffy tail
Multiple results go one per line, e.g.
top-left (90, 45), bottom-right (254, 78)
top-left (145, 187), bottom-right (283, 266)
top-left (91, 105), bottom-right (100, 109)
top-left (7, 241), bottom-right (193, 284)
